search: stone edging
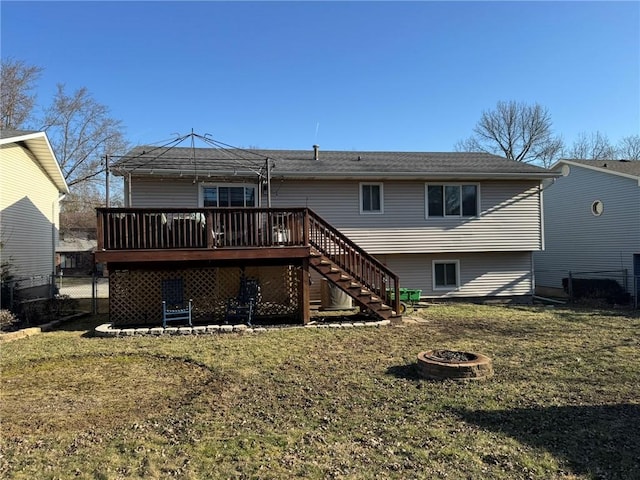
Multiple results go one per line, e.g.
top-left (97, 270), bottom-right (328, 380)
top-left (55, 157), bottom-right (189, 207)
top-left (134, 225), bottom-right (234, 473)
top-left (0, 312), bottom-right (89, 343)
top-left (416, 350), bottom-right (494, 381)
top-left (95, 319), bottom-right (392, 337)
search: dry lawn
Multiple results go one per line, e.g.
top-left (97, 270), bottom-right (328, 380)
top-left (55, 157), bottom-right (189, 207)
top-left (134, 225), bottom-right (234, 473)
top-left (1, 304), bottom-right (638, 479)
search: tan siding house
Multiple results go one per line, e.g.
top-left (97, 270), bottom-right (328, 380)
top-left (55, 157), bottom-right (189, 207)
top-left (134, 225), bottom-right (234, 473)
top-left (0, 130), bottom-right (69, 286)
top-left (378, 252), bottom-right (533, 298)
top-left (270, 179), bottom-right (542, 253)
top-left (114, 145), bottom-right (556, 302)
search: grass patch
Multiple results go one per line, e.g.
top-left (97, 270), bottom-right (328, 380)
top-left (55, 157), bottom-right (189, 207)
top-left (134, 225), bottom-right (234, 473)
top-left (1, 304), bottom-right (638, 479)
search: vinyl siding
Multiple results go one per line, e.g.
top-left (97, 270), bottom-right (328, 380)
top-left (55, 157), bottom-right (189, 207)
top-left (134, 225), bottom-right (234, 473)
top-left (129, 177), bottom-right (266, 208)
top-left (128, 177), bottom-right (539, 300)
top-left (270, 179), bottom-right (542, 253)
top-left (0, 144), bottom-right (60, 278)
top-left (129, 177), bottom-right (543, 253)
top-left (306, 252), bottom-right (533, 302)
top-left (535, 165), bottom-right (640, 293)
top-left (377, 252), bottom-right (533, 298)
top-left (130, 177), bottom-right (200, 207)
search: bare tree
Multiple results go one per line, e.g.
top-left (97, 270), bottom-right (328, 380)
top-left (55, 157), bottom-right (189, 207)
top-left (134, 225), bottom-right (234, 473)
top-left (60, 182), bottom-right (123, 233)
top-left (0, 58), bottom-right (43, 129)
top-left (40, 84), bottom-right (128, 187)
top-left (59, 183), bottom-right (105, 234)
top-left (617, 134), bottom-right (640, 161)
top-left (566, 131), bottom-right (616, 160)
top-left (456, 100), bottom-right (563, 167)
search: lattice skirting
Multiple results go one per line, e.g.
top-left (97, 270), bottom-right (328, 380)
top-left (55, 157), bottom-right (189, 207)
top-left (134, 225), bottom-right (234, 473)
top-left (109, 265), bottom-right (301, 326)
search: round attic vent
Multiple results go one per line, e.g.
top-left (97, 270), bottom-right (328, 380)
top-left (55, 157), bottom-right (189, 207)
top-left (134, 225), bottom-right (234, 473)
top-left (591, 200), bottom-right (604, 216)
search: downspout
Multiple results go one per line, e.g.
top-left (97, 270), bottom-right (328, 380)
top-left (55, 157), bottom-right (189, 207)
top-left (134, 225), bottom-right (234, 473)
top-left (533, 178), bottom-right (556, 299)
top-left (52, 200), bottom-right (56, 287)
top-left (537, 177), bottom-right (557, 249)
top-left (539, 181), bottom-right (546, 252)
top-left (53, 193), bottom-right (66, 295)
top-left (532, 182), bottom-right (544, 300)
top-left (530, 252), bottom-right (535, 301)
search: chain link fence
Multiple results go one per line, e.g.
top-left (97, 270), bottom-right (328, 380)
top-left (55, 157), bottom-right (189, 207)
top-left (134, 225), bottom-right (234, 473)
top-left (537, 269), bottom-right (637, 309)
top-left (1, 273), bottom-right (109, 330)
top-left (54, 273), bottom-right (109, 314)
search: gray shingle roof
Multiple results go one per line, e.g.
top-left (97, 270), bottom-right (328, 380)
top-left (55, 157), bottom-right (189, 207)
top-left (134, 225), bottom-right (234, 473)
top-left (114, 146), bottom-right (556, 180)
top-left (57, 238), bottom-right (97, 253)
top-left (561, 159), bottom-right (640, 178)
top-left (0, 128), bottom-right (40, 139)
top-left (0, 129), bottom-right (69, 193)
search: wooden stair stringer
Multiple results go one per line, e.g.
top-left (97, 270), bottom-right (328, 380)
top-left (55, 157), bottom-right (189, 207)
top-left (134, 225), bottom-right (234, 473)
top-left (308, 252), bottom-right (398, 321)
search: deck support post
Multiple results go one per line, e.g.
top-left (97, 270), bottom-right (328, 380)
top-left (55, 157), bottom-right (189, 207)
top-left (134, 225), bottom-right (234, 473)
top-left (299, 258), bottom-right (310, 324)
top-left (96, 211), bottom-right (104, 251)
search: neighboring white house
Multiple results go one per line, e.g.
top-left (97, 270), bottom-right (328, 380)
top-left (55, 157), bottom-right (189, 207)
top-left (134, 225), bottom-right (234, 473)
top-left (535, 159), bottom-right (640, 299)
top-left (0, 129), bottom-right (69, 297)
top-left (114, 145), bottom-right (558, 302)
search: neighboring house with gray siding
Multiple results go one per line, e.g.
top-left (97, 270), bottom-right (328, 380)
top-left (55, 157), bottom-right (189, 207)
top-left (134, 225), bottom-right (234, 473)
top-left (114, 145), bottom-right (556, 303)
top-left (0, 129), bottom-right (69, 299)
top-left (535, 159), bottom-right (640, 298)
top-left (56, 229), bottom-right (97, 276)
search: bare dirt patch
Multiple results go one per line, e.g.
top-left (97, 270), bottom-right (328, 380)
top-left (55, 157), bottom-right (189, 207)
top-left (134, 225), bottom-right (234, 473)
top-left (0, 353), bottom-right (217, 437)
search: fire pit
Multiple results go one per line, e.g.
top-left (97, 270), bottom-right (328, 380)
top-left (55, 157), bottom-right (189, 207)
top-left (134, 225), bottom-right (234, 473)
top-left (416, 349), bottom-right (493, 381)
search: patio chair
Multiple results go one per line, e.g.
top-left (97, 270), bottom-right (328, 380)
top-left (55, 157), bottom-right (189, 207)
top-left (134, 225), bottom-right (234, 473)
top-left (162, 278), bottom-right (193, 328)
top-left (225, 276), bottom-right (260, 326)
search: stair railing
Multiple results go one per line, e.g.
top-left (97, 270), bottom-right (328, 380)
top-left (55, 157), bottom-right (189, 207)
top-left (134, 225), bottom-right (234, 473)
top-left (305, 209), bottom-right (401, 314)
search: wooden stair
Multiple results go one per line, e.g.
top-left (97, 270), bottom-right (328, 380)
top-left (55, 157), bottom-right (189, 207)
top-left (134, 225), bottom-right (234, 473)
top-left (309, 250), bottom-right (401, 322)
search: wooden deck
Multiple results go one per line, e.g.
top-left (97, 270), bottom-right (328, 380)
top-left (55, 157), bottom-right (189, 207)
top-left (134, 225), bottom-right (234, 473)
top-left (95, 207), bottom-right (310, 263)
top-left (95, 207), bottom-right (402, 321)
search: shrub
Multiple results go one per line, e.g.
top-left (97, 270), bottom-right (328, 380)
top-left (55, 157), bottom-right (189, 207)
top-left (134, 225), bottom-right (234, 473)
top-left (563, 277), bottom-right (631, 305)
top-left (46, 294), bottom-right (79, 317)
top-left (0, 309), bottom-right (18, 332)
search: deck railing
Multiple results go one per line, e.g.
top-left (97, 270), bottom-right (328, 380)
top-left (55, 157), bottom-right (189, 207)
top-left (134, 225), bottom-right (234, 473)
top-left (96, 207), bottom-right (307, 251)
top-left (96, 207), bottom-right (400, 312)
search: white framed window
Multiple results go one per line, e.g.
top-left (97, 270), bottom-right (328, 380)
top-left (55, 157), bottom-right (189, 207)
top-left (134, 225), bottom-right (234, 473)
top-left (426, 183), bottom-right (479, 218)
top-left (360, 182), bottom-right (384, 214)
top-left (432, 260), bottom-right (460, 290)
top-left (200, 183), bottom-right (257, 207)
top-left (60, 254), bottom-right (78, 269)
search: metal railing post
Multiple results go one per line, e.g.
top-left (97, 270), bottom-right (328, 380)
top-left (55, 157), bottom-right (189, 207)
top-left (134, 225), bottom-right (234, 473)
top-left (568, 271), bottom-right (573, 300)
top-left (92, 272), bottom-right (98, 315)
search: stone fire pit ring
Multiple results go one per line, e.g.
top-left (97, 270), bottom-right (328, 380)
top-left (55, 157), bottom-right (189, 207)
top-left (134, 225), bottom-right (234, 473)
top-left (417, 349), bottom-right (493, 381)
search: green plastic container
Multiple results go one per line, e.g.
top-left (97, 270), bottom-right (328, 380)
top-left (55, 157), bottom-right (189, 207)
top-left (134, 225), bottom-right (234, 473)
top-left (388, 288), bottom-right (421, 302)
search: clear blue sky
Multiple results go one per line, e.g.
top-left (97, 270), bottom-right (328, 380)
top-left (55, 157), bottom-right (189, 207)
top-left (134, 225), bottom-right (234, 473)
top-left (2, 1), bottom-right (639, 152)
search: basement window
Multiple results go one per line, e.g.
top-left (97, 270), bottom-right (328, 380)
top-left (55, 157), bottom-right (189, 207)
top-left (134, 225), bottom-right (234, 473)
top-left (433, 260), bottom-right (460, 290)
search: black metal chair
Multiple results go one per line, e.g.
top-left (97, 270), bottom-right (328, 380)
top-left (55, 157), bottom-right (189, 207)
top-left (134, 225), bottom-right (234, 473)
top-left (225, 276), bottom-right (260, 326)
top-left (162, 278), bottom-right (193, 328)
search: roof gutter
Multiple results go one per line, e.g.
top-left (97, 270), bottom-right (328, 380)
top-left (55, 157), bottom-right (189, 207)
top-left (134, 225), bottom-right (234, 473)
top-left (552, 159), bottom-right (640, 184)
top-left (1, 131), bottom-right (70, 193)
top-left (273, 171), bottom-right (561, 180)
top-left (117, 168), bottom-right (560, 181)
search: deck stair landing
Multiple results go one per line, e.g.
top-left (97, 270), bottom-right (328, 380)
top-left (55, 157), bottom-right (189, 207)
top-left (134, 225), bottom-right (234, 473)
top-left (309, 250), bottom-right (401, 322)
